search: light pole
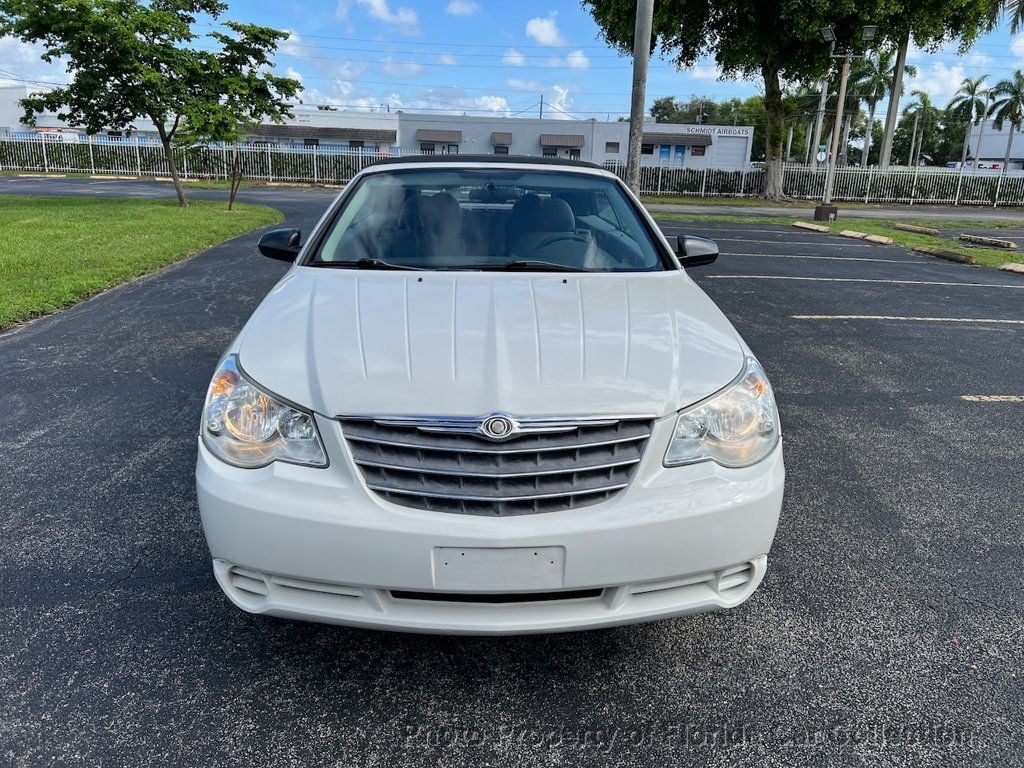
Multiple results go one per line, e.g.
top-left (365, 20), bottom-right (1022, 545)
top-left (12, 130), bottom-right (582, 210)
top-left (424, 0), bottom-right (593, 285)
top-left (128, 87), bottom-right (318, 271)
top-left (972, 90), bottom-right (992, 173)
top-left (815, 24), bottom-right (877, 222)
top-left (625, 0), bottom-right (655, 194)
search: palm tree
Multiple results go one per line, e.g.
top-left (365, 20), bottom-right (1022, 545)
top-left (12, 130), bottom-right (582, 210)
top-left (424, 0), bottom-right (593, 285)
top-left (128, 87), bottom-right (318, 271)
top-left (855, 52), bottom-right (894, 166)
top-left (902, 90), bottom-right (934, 166)
top-left (948, 75), bottom-right (990, 166)
top-left (989, 70), bottom-right (1024, 171)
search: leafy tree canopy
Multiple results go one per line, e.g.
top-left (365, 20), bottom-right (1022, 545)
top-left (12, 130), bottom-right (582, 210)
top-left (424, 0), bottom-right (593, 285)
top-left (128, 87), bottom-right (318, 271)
top-left (0, 0), bottom-right (302, 206)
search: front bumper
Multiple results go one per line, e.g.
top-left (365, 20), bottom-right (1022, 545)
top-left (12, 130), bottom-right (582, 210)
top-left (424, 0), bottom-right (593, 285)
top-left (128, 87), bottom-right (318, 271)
top-left (196, 414), bottom-right (784, 634)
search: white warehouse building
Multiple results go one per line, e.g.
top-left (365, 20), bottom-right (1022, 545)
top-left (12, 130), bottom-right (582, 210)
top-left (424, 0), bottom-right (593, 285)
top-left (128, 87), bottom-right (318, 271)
top-left (965, 119), bottom-right (1024, 171)
top-left (0, 85), bottom-right (755, 169)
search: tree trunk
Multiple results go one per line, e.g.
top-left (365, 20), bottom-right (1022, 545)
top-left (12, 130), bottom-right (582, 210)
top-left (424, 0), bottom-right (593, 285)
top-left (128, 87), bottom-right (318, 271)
top-left (879, 30), bottom-right (909, 168)
top-left (862, 101), bottom-right (877, 167)
top-left (761, 61), bottom-right (786, 200)
top-left (228, 147), bottom-right (242, 211)
top-left (155, 121), bottom-right (187, 208)
top-left (1004, 124), bottom-right (1015, 172)
top-left (840, 113), bottom-right (852, 166)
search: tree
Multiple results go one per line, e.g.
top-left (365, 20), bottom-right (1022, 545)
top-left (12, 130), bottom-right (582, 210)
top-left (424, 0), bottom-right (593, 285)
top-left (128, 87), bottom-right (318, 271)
top-left (989, 70), bottom-right (1024, 170)
top-left (902, 89), bottom-right (936, 165)
top-left (0, 0), bottom-right (301, 208)
top-left (948, 75), bottom-right (989, 165)
top-left (852, 51), bottom-right (916, 166)
top-left (584, 0), bottom-right (891, 199)
top-left (175, 22), bottom-right (303, 209)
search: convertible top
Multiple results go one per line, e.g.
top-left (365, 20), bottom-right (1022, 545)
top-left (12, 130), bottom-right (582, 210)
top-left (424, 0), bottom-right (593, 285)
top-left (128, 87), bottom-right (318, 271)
top-left (366, 154), bottom-right (605, 171)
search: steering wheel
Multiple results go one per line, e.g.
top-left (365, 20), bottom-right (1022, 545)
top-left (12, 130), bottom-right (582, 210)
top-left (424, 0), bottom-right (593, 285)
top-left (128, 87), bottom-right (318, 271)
top-left (534, 233), bottom-right (591, 250)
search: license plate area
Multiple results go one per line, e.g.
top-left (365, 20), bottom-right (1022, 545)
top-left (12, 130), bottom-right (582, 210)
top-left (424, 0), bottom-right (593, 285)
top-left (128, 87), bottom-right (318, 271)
top-left (431, 546), bottom-right (566, 591)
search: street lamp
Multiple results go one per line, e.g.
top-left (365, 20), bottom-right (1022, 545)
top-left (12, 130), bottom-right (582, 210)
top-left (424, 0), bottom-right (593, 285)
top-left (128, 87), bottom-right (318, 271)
top-left (814, 24), bottom-right (878, 222)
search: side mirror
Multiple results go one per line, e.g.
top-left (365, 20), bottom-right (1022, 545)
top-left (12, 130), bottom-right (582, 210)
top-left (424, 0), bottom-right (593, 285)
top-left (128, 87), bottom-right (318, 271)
top-left (676, 235), bottom-right (719, 268)
top-left (258, 228), bottom-right (302, 262)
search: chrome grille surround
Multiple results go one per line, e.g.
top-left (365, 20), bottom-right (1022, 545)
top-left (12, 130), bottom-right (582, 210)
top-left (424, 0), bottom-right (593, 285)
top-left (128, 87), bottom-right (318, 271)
top-left (339, 414), bottom-right (655, 516)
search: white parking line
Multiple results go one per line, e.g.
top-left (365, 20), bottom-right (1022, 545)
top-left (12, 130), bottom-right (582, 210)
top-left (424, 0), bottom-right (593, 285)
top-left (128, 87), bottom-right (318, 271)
top-left (708, 275), bottom-right (1024, 289)
top-left (961, 394), bottom-right (1024, 402)
top-left (720, 252), bottom-right (918, 264)
top-left (704, 237), bottom-right (873, 248)
top-left (792, 314), bottom-right (1024, 324)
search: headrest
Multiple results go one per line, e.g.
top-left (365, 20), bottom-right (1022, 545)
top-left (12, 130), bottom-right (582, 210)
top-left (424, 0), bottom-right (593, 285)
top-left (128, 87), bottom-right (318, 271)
top-left (537, 197), bottom-right (575, 232)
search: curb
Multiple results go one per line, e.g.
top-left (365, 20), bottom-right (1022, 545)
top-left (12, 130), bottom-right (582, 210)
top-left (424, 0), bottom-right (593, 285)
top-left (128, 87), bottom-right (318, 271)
top-left (913, 245), bottom-right (976, 265)
top-left (793, 221), bottom-right (830, 232)
top-left (999, 262), bottom-right (1024, 274)
top-left (894, 223), bottom-right (940, 235)
top-left (839, 230), bottom-right (894, 245)
top-left (959, 233), bottom-right (1018, 250)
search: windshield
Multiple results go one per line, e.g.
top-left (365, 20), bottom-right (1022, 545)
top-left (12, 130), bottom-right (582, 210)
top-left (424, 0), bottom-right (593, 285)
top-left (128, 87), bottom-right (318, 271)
top-left (308, 168), bottom-right (667, 272)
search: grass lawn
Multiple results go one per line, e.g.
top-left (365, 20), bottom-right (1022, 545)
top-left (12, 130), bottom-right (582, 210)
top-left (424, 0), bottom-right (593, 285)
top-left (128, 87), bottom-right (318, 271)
top-left (655, 211), bottom-right (1024, 268)
top-left (0, 195), bottom-right (282, 330)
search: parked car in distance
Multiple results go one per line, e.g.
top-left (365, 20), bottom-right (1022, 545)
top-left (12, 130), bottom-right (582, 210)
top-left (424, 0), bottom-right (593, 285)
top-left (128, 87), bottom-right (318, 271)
top-left (196, 156), bottom-right (784, 634)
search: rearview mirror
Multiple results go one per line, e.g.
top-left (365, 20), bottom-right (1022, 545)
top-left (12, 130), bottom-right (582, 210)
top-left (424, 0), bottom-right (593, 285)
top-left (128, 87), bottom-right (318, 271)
top-left (676, 235), bottom-right (719, 268)
top-left (258, 228), bottom-right (302, 262)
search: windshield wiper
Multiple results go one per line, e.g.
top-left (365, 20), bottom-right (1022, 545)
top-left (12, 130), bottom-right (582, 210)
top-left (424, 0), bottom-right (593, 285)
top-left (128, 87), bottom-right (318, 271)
top-left (454, 260), bottom-right (593, 273)
top-left (315, 258), bottom-right (422, 271)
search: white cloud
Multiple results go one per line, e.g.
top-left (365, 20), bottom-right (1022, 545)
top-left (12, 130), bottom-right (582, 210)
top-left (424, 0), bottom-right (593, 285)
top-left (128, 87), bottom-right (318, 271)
top-left (907, 61), bottom-right (966, 100)
top-left (279, 30), bottom-right (314, 58)
top-left (438, 53), bottom-right (458, 66)
top-left (502, 49), bottom-right (525, 66)
top-left (965, 52), bottom-right (993, 69)
top-left (400, 85), bottom-right (511, 116)
top-left (0, 36), bottom-right (67, 88)
top-left (565, 50), bottom-right (589, 70)
top-left (506, 77), bottom-right (545, 91)
top-left (550, 84), bottom-right (572, 113)
top-left (474, 95), bottom-right (509, 112)
top-left (335, 1), bottom-right (351, 20)
top-left (285, 67), bottom-right (304, 85)
top-left (445, 0), bottom-right (480, 16)
top-left (1012, 33), bottom-right (1024, 59)
top-left (526, 12), bottom-right (566, 46)
top-left (380, 57), bottom-right (424, 76)
top-left (689, 64), bottom-right (722, 81)
top-left (355, 0), bottom-right (420, 35)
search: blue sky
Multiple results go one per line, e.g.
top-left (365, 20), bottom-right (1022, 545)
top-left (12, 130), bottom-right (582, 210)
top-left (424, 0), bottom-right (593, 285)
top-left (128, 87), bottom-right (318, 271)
top-left (2, 0), bottom-right (1024, 122)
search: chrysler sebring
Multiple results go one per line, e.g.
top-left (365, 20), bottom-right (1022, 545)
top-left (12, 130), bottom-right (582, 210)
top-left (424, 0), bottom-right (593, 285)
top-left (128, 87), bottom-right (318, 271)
top-left (196, 156), bottom-right (784, 634)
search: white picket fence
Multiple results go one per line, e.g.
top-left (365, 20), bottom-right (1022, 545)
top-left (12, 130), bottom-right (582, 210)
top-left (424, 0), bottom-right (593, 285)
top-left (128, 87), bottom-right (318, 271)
top-left (3, 134), bottom-right (1024, 206)
top-left (601, 162), bottom-right (1024, 207)
top-left (0, 134), bottom-right (395, 185)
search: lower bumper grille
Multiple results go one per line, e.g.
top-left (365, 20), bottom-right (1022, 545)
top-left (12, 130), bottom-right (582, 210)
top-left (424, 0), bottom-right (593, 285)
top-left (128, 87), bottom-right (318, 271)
top-left (390, 588), bottom-right (603, 603)
top-left (340, 415), bottom-right (654, 515)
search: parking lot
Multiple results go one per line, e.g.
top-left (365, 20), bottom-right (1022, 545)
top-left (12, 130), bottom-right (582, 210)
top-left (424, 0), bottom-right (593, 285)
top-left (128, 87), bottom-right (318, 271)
top-left (1, 178), bottom-right (1022, 767)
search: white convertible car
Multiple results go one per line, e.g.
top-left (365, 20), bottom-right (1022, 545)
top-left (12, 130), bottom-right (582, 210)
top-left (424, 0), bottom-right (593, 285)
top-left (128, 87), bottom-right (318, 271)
top-left (196, 156), bottom-right (784, 634)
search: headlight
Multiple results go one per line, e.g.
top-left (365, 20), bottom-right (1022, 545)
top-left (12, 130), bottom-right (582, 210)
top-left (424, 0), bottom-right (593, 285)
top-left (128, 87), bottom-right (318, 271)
top-left (664, 357), bottom-right (779, 468)
top-left (201, 355), bottom-right (327, 469)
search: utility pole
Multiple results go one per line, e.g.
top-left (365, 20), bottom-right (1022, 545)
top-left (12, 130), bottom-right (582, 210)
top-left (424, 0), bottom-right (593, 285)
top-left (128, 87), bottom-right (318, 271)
top-left (539, 94), bottom-right (544, 119)
top-left (811, 77), bottom-right (829, 167)
top-left (879, 30), bottom-right (909, 167)
top-left (973, 90), bottom-right (991, 172)
top-left (625, 0), bottom-right (654, 194)
top-left (816, 24), bottom-right (876, 220)
top-left (821, 53), bottom-right (852, 207)
top-left (908, 111), bottom-right (919, 166)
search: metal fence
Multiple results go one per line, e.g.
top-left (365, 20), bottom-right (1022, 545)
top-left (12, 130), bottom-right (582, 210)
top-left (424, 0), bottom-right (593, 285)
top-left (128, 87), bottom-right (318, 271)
top-left (3, 134), bottom-right (1024, 207)
top-left (601, 162), bottom-right (1024, 207)
top-left (0, 135), bottom-right (395, 185)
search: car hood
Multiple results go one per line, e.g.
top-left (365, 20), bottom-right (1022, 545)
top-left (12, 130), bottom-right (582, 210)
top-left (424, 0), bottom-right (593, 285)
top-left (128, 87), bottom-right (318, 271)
top-left (236, 268), bottom-right (745, 418)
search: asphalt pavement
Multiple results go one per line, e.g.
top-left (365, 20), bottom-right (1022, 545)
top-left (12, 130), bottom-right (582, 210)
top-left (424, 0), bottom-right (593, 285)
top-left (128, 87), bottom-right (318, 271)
top-left (1, 177), bottom-right (1023, 767)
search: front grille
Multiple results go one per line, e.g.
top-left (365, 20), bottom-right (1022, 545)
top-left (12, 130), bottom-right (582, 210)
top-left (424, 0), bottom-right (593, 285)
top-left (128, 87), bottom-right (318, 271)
top-left (339, 416), bottom-right (654, 516)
